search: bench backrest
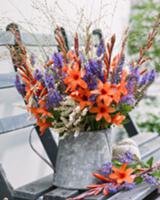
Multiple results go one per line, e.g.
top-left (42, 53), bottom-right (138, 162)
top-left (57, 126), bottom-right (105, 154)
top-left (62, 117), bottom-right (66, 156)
top-left (0, 23), bottom-right (59, 172)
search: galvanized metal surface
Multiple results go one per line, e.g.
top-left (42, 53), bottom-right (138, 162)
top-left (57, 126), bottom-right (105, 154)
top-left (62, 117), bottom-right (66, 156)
top-left (53, 129), bottom-right (112, 189)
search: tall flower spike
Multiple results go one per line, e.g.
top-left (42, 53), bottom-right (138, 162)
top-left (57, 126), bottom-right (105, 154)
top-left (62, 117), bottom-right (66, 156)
top-left (74, 33), bottom-right (79, 56)
top-left (52, 52), bottom-right (63, 68)
top-left (15, 74), bottom-right (26, 96)
top-left (137, 14), bottom-right (160, 65)
top-left (104, 34), bottom-right (116, 79)
top-left (55, 26), bottom-right (67, 57)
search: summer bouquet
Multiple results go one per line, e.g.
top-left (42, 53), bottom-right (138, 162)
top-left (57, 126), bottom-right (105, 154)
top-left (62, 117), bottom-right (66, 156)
top-left (15, 26), bottom-right (157, 137)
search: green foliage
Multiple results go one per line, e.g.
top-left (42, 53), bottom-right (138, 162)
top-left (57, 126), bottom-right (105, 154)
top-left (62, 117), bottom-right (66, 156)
top-left (137, 113), bottom-right (160, 134)
top-left (147, 157), bottom-right (154, 168)
top-left (151, 170), bottom-right (160, 178)
top-left (135, 176), bottom-right (143, 184)
top-left (128, 0), bottom-right (160, 71)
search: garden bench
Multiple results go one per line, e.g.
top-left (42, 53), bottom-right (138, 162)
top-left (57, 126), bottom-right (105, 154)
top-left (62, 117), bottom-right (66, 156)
top-left (0, 23), bottom-right (159, 200)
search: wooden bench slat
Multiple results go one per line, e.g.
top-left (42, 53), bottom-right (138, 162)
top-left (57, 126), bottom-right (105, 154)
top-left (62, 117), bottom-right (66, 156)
top-left (0, 30), bottom-right (81, 47)
top-left (140, 136), bottom-right (160, 159)
top-left (14, 174), bottom-right (54, 199)
top-left (44, 188), bottom-right (79, 200)
top-left (84, 194), bottom-right (106, 200)
top-left (21, 32), bottom-right (56, 47)
top-left (132, 132), bottom-right (159, 146)
top-left (0, 72), bottom-right (15, 89)
top-left (0, 30), bottom-right (56, 47)
top-left (0, 113), bottom-right (34, 134)
top-left (0, 31), bottom-right (15, 46)
top-left (108, 183), bottom-right (156, 200)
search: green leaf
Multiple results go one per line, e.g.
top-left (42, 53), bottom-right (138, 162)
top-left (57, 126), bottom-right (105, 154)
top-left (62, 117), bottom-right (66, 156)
top-left (46, 117), bottom-right (55, 123)
top-left (112, 160), bottom-right (122, 168)
top-left (151, 170), bottom-right (160, 178)
top-left (135, 176), bottom-right (143, 184)
top-left (146, 157), bottom-right (154, 168)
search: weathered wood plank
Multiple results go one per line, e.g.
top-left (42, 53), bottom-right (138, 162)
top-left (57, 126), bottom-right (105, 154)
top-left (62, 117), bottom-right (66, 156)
top-left (140, 136), bottom-right (160, 159)
top-left (20, 32), bottom-right (56, 47)
top-left (0, 113), bottom-right (34, 134)
top-left (0, 31), bottom-right (15, 46)
top-left (44, 188), bottom-right (79, 200)
top-left (132, 132), bottom-right (158, 146)
top-left (108, 183), bottom-right (156, 200)
top-left (0, 72), bottom-right (15, 89)
top-left (85, 194), bottom-right (107, 200)
top-left (0, 29), bottom-right (82, 47)
top-left (14, 175), bottom-right (54, 200)
top-left (0, 30), bottom-right (56, 47)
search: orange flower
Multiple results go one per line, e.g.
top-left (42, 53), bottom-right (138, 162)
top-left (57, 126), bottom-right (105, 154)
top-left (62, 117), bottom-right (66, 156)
top-left (112, 113), bottom-right (125, 125)
top-left (93, 173), bottom-right (111, 182)
top-left (71, 88), bottom-right (93, 109)
top-left (90, 103), bottom-right (115, 123)
top-left (109, 163), bottom-right (134, 184)
top-left (64, 66), bottom-right (87, 92)
top-left (91, 80), bottom-right (114, 106)
top-left (36, 118), bottom-right (52, 135)
top-left (112, 70), bottom-right (128, 104)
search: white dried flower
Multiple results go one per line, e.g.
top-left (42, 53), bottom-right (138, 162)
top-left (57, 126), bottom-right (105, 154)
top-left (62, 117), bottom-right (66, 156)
top-left (82, 108), bottom-right (88, 116)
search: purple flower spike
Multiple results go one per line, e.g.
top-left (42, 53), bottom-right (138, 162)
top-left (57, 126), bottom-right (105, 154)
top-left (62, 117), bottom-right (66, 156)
top-left (46, 89), bottom-right (62, 108)
top-left (30, 53), bottom-right (36, 66)
top-left (119, 151), bottom-right (134, 163)
top-left (148, 69), bottom-right (156, 82)
top-left (119, 56), bottom-right (125, 73)
top-left (86, 60), bottom-right (104, 82)
top-left (34, 69), bottom-right (43, 82)
top-left (52, 52), bottom-right (63, 68)
top-left (83, 72), bottom-right (97, 90)
top-left (97, 39), bottom-right (105, 57)
top-left (142, 174), bottom-right (158, 185)
top-left (44, 71), bottom-right (55, 89)
top-left (120, 94), bottom-right (135, 106)
top-left (15, 75), bottom-right (26, 96)
top-left (122, 182), bottom-right (136, 190)
top-left (114, 56), bottom-right (125, 84)
top-left (139, 72), bottom-right (148, 87)
top-left (99, 162), bottom-right (112, 175)
top-left (108, 187), bottom-right (118, 194)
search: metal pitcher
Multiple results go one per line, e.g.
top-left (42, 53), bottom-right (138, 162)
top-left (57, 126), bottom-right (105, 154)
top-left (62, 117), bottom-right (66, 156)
top-left (53, 129), bottom-right (112, 189)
